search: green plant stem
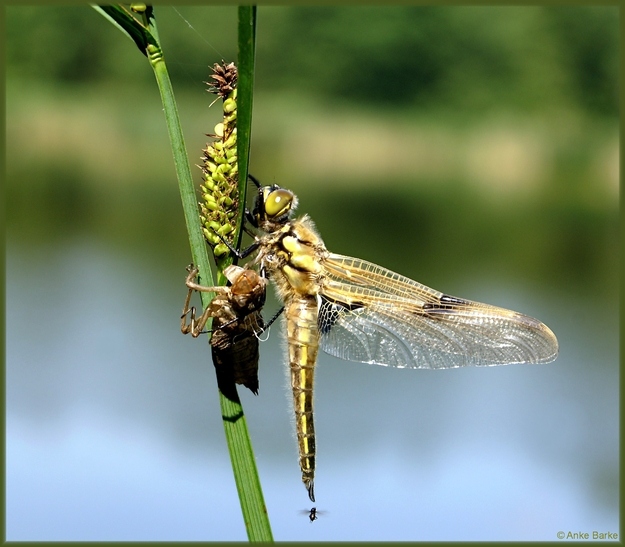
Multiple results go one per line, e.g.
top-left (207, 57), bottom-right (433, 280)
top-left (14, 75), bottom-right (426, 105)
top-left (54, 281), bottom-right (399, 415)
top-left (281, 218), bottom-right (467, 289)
top-left (234, 5), bottom-right (256, 252)
top-left (93, 5), bottom-right (272, 541)
top-left (149, 28), bottom-right (272, 547)
top-left (148, 46), bottom-right (214, 287)
top-left (218, 6), bottom-right (273, 542)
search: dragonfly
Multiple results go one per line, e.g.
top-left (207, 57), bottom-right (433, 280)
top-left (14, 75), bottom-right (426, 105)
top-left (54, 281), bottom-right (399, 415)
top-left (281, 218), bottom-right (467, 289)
top-left (181, 263), bottom-right (267, 395)
top-left (231, 181), bottom-right (559, 503)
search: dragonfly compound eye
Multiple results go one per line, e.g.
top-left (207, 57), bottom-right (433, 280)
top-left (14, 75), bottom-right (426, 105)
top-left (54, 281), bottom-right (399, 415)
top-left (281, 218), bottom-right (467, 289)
top-left (264, 188), bottom-right (295, 219)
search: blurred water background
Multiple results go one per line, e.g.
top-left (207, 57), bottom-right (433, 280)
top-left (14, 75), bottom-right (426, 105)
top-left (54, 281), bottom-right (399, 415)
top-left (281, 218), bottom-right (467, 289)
top-left (5, 5), bottom-right (619, 541)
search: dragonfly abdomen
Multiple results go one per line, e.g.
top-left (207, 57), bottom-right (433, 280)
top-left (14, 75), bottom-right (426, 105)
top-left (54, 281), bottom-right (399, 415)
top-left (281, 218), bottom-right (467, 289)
top-left (286, 296), bottom-right (320, 503)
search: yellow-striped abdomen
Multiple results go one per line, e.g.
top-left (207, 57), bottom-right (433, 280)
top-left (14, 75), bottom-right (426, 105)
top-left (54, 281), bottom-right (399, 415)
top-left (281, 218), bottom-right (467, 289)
top-left (286, 296), bottom-right (320, 503)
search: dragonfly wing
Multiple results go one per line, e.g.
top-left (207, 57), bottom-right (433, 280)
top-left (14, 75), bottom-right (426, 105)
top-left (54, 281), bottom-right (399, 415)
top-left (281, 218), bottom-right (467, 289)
top-left (319, 296), bottom-right (426, 367)
top-left (318, 254), bottom-right (558, 369)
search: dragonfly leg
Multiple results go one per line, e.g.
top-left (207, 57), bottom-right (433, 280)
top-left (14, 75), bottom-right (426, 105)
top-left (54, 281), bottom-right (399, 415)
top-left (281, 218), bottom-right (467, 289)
top-left (184, 264), bottom-right (229, 294)
top-left (181, 293), bottom-right (214, 338)
top-left (248, 173), bottom-right (262, 188)
top-left (211, 229), bottom-right (260, 260)
top-left (263, 306), bottom-right (284, 330)
top-left (181, 265), bottom-right (226, 337)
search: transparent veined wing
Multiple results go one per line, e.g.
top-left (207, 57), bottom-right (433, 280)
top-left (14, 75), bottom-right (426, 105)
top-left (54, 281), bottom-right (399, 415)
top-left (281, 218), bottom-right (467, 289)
top-left (318, 253), bottom-right (559, 369)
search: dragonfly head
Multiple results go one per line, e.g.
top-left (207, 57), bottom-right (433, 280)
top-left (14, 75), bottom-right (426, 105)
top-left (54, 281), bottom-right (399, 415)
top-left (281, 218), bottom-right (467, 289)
top-left (252, 184), bottom-right (298, 230)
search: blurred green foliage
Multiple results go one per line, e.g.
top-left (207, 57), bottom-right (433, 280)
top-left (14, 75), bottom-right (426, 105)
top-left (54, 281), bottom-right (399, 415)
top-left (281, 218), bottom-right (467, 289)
top-left (7, 6), bottom-right (618, 117)
top-left (5, 5), bottom-right (618, 301)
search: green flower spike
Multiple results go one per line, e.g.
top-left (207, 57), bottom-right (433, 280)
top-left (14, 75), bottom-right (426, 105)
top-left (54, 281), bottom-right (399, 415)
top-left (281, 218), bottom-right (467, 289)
top-left (199, 62), bottom-right (239, 259)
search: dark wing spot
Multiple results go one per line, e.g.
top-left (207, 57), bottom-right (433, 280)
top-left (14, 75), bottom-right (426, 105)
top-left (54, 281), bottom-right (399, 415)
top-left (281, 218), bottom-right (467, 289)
top-left (423, 293), bottom-right (469, 312)
top-left (318, 296), bottom-right (364, 334)
top-left (440, 294), bottom-right (469, 305)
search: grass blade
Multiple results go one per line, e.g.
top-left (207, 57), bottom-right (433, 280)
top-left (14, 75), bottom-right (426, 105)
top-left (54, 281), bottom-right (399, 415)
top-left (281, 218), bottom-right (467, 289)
top-left (94, 5), bottom-right (272, 541)
top-left (234, 5), bottom-right (256, 250)
top-left (214, 6), bottom-right (274, 542)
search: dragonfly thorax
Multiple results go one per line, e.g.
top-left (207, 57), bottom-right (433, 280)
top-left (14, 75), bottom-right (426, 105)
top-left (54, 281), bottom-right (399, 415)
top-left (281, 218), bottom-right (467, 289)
top-left (256, 216), bottom-right (328, 302)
